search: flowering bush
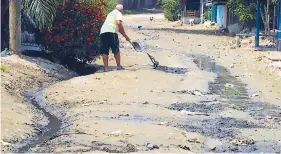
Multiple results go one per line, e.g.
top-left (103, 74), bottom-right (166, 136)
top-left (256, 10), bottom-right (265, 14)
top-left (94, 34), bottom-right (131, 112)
top-left (40, 0), bottom-right (106, 64)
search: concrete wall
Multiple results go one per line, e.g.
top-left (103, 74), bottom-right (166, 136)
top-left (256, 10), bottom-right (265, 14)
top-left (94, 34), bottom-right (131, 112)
top-left (117, 0), bottom-right (158, 9)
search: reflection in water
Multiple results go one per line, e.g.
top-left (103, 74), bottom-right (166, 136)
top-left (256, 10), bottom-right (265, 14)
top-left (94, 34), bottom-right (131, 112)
top-left (191, 54), bottom-right (281, 119)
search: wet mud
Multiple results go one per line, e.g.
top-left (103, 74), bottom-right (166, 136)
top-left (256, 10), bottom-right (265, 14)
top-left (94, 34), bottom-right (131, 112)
top-left (168, 54), bottom-right (281, 153)
top-left (16, 90), bottom-right (62, 153)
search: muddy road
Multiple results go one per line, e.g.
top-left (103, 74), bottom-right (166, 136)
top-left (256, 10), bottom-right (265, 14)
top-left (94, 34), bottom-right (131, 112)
top-left (1, 13), bottom-right (281, 153)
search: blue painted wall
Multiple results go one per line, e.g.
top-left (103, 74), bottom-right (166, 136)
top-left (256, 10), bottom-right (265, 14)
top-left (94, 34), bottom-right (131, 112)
top-left (217, 5), bottom-right (223, 25)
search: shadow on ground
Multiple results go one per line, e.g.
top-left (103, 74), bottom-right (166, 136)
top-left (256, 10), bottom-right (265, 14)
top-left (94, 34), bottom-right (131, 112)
top-left (140, 27), bottom-right (228, 36)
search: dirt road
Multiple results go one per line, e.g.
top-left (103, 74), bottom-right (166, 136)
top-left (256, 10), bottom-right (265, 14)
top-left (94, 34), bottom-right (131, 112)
top-left (1, 13), bottom-right (281, 153)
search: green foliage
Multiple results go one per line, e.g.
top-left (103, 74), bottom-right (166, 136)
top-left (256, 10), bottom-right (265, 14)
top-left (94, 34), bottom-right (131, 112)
top-left (158, 0), bottom-right (181, 21)
top-left (228, 0), bottom-right (256, 26)
top-left (227, 0), bottom-right (277, 27)
top-left (25, 0), bottom-right (116, 30)
top-left (39, 0), bottom-right (106, 64)
top-left (1, 64), bottom-right (8, 72)
top-left (204, 9), bottom-right (211, 21)
top-left (78, 0), bottom-right (116, 14)
top-left (25, 0), bottom-right (60, 30)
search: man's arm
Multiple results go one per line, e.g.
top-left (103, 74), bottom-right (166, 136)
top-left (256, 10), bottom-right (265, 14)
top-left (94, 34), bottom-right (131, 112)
top-left (117, 20), bottom-right (130, 41)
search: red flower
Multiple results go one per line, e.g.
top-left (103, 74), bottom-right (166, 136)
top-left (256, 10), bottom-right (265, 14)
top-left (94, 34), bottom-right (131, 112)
top-left (86, 37), bottom-right (91, 41)
top-left (74, 3), bottom-right (78, 7)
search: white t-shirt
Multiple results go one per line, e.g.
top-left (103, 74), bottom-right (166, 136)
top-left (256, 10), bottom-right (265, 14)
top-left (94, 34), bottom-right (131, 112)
top-left (100, 9), bottom-right (122, 34)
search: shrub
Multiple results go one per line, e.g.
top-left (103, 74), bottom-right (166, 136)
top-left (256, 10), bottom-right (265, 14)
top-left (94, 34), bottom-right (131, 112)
top-left (159, 0), bottom-right (181, 21)
top-left (39, 0), bottom-right (106, 65)
top-left (1, 64), bottom-right (8, 72)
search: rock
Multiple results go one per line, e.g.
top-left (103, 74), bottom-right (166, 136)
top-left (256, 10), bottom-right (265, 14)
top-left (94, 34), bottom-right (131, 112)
top-left (147, 143), bottom-right (159, 150)
top-left (192, 90), bottom-right (202, 96)
top-left (252, 93), bottom-right (259, 97)
top-left (231, 64), bottom-right (234, 68)
top-left (158, 121), bottom-right (168, 125)
top-left (266, 115), bottom-right (273, 119)
top-left (143, 101), bottom-right (149, 104)
top-left (210, 146), bottom-right (216, 151)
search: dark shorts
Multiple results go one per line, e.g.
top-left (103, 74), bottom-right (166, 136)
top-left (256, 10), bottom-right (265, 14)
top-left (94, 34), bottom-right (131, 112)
top-left (100, 32), bottom-right (119, 55)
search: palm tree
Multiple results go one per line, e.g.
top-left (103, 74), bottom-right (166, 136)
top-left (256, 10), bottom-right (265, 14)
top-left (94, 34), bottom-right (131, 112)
top-left (7, 0), bottom-right (116, 53)
top-left (8, 0), bottom-right (59, 53)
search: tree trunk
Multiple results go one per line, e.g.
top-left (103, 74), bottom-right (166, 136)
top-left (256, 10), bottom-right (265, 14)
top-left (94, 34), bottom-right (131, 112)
top-left (260, 6), bottom-right (268, 36)
top-left (266, 0), bottom-right (270, 35)
top-left (273, 5), bottom-right (276, 32)
top-left (9, 0), bottom-right (21, 54)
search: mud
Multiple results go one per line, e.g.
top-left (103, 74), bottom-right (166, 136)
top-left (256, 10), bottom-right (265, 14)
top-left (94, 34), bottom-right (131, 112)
top-left (168, 54), bottom-right (281, 152)
top-left (153, 65), bottom-right (188, 74)
top-left (190, 54), bottom-right (281, 121)
top-left (16, 89), bottom-right (62, 153)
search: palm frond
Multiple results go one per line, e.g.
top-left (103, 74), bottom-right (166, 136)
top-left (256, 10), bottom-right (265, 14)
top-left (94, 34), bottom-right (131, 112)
top-left (27, 0), bottom-right (60, 30)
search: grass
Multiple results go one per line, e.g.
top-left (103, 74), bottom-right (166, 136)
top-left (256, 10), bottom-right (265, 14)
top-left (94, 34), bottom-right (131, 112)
top-left (1, 64), bottom-right (8, 72)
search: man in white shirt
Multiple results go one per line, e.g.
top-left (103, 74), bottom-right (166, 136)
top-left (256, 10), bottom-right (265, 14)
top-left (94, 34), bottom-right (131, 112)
top-left (100, 4), bottom-right (131, 72)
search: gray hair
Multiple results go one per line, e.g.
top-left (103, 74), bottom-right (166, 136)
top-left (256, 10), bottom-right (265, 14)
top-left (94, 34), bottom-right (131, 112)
top-left (116, 4), bottom-right (123, 10)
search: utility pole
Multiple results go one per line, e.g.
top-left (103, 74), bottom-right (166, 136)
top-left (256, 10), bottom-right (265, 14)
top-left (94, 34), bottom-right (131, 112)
top-left (277, 0), bottom-right (281, 51)
top-left (255, 0), bottom-right (261, 48)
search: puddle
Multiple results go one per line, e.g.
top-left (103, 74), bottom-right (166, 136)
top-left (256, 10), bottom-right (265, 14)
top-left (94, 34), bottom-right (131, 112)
top-left (17, 92), bottom-right (61, 153)
top-left (169, 54), bottom-right (281, 152)
top-left (190, 54), bottom-right (281, 120)
top-left (95, 114), bottom-right (163, 123)
top-left (169, 102), bottom-right (227, 114)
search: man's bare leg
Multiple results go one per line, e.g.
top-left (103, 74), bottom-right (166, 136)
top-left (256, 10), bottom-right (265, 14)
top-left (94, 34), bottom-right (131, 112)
top-left (102, 54), bottom-right (109, 71)
top-left (114, 52), bottom-right (121, 67)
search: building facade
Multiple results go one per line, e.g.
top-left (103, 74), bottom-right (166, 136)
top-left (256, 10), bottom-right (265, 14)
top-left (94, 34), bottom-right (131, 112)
top-left (117, 0), bottom-right (158, 9)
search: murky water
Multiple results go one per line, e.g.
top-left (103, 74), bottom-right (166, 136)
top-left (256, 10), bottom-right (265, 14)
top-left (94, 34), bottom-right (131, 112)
top-left (190, 54), bottom-right (281, 120)
top-left (168, 54), bottom-right (281, 153)
top-left (17, 92), bottom-right (61, 153)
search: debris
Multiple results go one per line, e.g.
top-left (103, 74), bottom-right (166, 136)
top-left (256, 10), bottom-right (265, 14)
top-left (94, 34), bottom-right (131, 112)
top-left (143, 101), bottom-right (149, 104)
top-left (158, 121), bottom-right (168, 125)
top-left (256, 57), bottom-right (263, 61)
top-left (266, 115), bottom-right (273, 119)
top-left (225, 83), bottom-right (235, 88)
top-left (111, 130), bottom-right (121, 136)
top-left (231, 139), bottom-right (255, 146)
top-left (252, 93), bottom-right (259, 97)
top-left (192, 90), bottom-right (203, 96)
top-left (118, 114), bottom-right (130, 117)
top-left (178, 145), bottom-right (190, 150)
top-left (180, 110), bottom-right (209, 116)
top-left (187, 138), bottom-right (201, 143)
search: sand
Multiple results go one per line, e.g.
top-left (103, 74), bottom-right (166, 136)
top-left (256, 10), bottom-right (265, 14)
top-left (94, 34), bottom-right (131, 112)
top-left (1, 13), bottom-right (281, 153)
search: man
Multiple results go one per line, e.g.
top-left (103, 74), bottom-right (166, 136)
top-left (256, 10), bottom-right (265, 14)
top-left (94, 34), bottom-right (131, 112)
top-left (100, 4), bottom-right (131, 72)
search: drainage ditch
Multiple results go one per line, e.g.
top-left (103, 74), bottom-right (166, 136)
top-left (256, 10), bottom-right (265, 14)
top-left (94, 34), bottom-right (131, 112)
top-left (17, 91), bottom-right (62, 153)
